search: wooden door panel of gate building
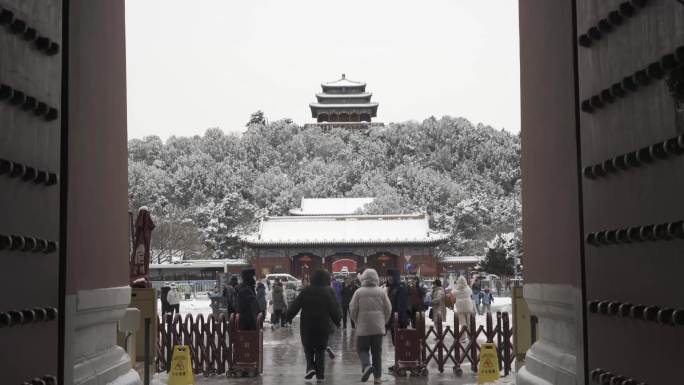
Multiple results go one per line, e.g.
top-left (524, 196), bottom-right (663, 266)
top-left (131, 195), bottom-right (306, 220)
top-left (0, 0), bottom-right (62, 383)
top-left (577, 1), bottom-right (684, 383)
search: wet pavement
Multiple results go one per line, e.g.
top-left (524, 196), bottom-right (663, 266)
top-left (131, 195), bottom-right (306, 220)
top-left (152, 318), bottom-right (517, 385)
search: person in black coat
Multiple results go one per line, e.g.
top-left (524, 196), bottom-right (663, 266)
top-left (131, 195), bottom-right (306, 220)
top-left (385, 268), bottom-right (409, 343)
top-left (237, 268), bottom-right (259, 330)
top-left (341, 278), bottom-right (358, 329)
top-left (286, 269), bottom-right (341, 381)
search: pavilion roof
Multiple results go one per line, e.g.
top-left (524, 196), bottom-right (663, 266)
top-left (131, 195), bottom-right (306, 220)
top-left (322, 74), bottom-right (366, 88)
top-left (241, 213), bottom-right (449, 247)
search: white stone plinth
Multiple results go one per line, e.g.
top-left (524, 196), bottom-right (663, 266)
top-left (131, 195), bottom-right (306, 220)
top-left (64, 285), bottom-right (142, 385)
top-left (516, 283), bottom-right (585, 385)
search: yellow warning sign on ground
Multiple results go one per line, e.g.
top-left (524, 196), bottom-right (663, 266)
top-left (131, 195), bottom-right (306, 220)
top-left (478, 342), bottom-right (500, 384)
top-left (169, 345), bottom-right (194, 385)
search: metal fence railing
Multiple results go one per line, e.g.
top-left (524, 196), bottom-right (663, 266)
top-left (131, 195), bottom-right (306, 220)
top-left (157, 313), bottom-right (232, 376)
top-left (156, 310), bottom-right (514, 377)
top-left (421, 311), bottom-right (514, 375)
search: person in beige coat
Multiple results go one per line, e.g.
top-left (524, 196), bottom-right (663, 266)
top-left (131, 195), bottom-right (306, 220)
top-left (430, 279), bottom-right (447, 323)
top-left (349, 268), bottom-right (392, 384)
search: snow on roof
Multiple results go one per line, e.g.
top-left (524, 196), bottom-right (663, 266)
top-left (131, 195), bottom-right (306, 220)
top-left (316, 92), bottom-right (372, 98)
top-left (150, 259), bottom-right (249, 269)
top-left (290, 197), bottom-right (375, 216)
top-left (439, 256), bottom-right (482, 264)
top-left (309, 102), bottom-right (379, 109)
top-left (242, 213), bottom-right (449, 246)
top-left (322, 74), bottom-right (366, 87)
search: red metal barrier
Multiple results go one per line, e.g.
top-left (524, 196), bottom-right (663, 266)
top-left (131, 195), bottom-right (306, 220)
top-left (227, 313), bottom-right (264, 377)
top-left (393, 312), bottom-right (427, 376)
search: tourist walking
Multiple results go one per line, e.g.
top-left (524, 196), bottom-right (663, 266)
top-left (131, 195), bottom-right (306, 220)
top-left (237, 269), bottom-right (259, 330)
top-left (160, 282), bottom-right (172, 316)
top-left (341, 278), bottom-right (358, 329)
top-left (166, 283), bottom-right (182, 316)
top-left (224, 276), bottom-right (239, 316)
top-left (453, 276), bottom-right (475, 344)
top-left (325, 283), bottom-right (339, 359)
top-left (409, 277), bottom-right (426, 328)
top-left (349, 268), bottom-right (391, 383)
top-left (385, 268), bottom-right (409, 344)
top-left (270, 278), bottom-right (287, 329)
top-left (471, 284), bottom-right (482, 315)
top-left (430, 279), bottom-right (447, 323)
top-left (256, 282), bottom-right (267, 321)
top-left (286, 270), bottom-right (341, 381)
top-left (481, 287), bottom-right (494, 313)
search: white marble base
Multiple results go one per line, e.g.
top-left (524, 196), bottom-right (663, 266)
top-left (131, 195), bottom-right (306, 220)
top-left (64, 286), bottom-right (142, 385)
top-left (516, 283), bottom-right (585, 385)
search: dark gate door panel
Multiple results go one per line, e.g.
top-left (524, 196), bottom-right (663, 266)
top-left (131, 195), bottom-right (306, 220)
top-left (0, 0), bottom-right (62, 383)
top-left (577, 0), bottom-right (684, 384)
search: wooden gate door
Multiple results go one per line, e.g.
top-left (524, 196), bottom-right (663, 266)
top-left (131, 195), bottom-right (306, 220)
top-left (0, 0), bottom-right (63, 383)
top-left (577, 1), bottom-right (684, 383)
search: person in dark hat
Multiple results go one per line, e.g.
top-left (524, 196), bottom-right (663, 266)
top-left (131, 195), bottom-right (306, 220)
top-left (237, 268), bottom-right (259, 330)
top-left (286, 269), bottom-right (341, 381)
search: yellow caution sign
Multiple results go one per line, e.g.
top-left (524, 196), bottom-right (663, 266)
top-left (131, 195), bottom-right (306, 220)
top-left (478, 342), bottom-right (500, 384)
top-left (169, 345), bottom-right (194, 385)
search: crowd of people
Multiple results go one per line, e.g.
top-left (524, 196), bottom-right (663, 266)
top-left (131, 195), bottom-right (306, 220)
top-left (162, 268), bottom-right (495, 383)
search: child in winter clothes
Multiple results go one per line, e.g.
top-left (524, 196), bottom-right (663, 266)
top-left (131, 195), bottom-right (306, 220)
top-left (349, 268), bottom-right (391, 384)
top-left (481, 287), bottom-right (494, 313)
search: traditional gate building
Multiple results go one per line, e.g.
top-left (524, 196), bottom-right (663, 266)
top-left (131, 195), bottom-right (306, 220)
top-left (241, 198), bottom-right (448, 279)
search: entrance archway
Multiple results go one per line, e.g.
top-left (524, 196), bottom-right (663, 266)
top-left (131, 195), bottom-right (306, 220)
top-left (365, 252), bottom-right (399, 278)
top-left (292, 253), bottom-right (322, 282)
top-left (331, 258), bottom-right (357, 274)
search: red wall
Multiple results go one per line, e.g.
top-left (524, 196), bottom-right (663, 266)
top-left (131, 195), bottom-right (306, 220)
top-left (519, 0), bottom-right (582, 287)
top-left (66, 0), bottom-right (128, 293)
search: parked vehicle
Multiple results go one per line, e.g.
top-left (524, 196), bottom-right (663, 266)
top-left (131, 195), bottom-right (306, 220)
top-left (265, 273), bottom-right (302, 290)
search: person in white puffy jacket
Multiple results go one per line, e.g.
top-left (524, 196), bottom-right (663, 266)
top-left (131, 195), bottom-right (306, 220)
top-left (166, 283), bottom-right (182, 316)
top-left (452, 276), bottom-right (475, 343)
top-left (349, 268), bottom-right (392, 384)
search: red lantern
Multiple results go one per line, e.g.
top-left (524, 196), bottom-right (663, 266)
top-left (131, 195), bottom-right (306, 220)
top-left (377, 255), bottom-right (391, 262)
top-left (299, 255), bottom-right (312, 262)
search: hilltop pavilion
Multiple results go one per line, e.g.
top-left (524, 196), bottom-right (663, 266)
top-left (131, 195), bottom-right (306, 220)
top-left (241, 197), bottom-right (449, 279)
top-left (306, 74), bottom-right (384, 129)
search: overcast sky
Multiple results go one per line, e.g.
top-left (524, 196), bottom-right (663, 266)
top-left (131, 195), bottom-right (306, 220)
top-left (125, 0), bottom-right (520, 140)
